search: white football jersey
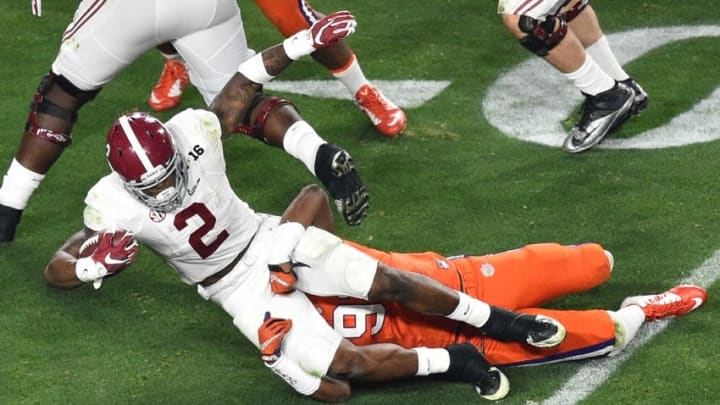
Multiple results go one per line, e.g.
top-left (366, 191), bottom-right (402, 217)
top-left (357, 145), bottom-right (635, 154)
top-left (83, 109), bottom-right (261, 284)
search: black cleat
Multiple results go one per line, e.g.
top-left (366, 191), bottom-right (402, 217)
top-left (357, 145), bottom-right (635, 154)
top-left (314, 143), bottom-right (369, 226)
top-left (0, 203), bottom-right (22, 242)
top-left (563, 81), bottom-right (634, 153)
top-left (445, 343), bottom-right (509, 401)
top-left (481, 307), bottom-right (566, 348)
top-left (621, 78), bottom-right (649, 115)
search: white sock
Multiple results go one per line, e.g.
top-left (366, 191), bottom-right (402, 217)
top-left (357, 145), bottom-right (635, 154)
top-left (0, 159), bottom-right (45, 209)
top-left (331, 54), bottom-right (369, 97)
top-left (447, 292), bottom-right (492, 328)
top-left (606, 306), bottom-right (645, 356)
top-left (413, 347), bottom-right (451, 376)
top-left (586, 35), bottom-right (629, 82)
top-left (563, 54), bottom-right (615, 96)
top-left (282, 121), bottom-right (326, 176)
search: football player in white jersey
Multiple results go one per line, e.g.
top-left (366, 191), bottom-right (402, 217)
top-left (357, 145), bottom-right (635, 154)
top-left (497, 0), bottom-right (648, 153)
top-left (43, 106), bottom-right (574, 400)
top-left (0, 2), bottom-right (368, 242)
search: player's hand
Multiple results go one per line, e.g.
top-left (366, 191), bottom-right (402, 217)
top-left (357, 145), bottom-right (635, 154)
top-left (269, 263), bottom-right (298, 294)
top-left (75, 230), bottom-right (139, 289)
top-left (282, 10), bottom-right (357, 60)
top-left (90, 230), bottom-right (139, 274)
top-left (258, 313), bottom-right (292, 364)
top-left (310, 11), bottom-right (357, 49)
top-left (31, 0), bottom-right (41, 17)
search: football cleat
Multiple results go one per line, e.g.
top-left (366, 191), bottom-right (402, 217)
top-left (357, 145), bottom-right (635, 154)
top-left (620, 285), bottom-right (707, 321)
top-left (148, 59), bottom-right (189, 112)
top-left (563, 81), bottom-right (634, 153)
top-left (445, 343), bottom-right (510, 401)
top-left (523, 314), bottom-right (567, 348)
top-left (354, 84), bottom-right (407, 137)
top-left (621, 78), bottom-right (649, 115)
top-left (0, 203), bottom-right (22, 242)
top-left (313, 143), bottom-right (369, 226)
top-left (482, 307), bottom-right (566, 348)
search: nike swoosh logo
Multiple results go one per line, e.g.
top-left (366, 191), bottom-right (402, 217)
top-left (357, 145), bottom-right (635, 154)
top-left (187, 178), bottom-right (200, 196)
top-left (168, 79), bottom-right (184, 97)
top-left (690, 297), bottom-right (704, 311)
top-left (104, 253), bottom-right (128, 266)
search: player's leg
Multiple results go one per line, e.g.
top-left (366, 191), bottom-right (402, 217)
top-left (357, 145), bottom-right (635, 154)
top-left (0, 0), bottom-right (158, 241)
top-left (480, 307), bottom-right (617, 367)
top-left (254, 0), bottom-right (407, 137)
top-left (291, 227), bottom-right (566, 348)
top-left (568, 5), bottom-right (648, 115)
top-left (498, 0), bottom-right (633, 153)
top-left (460, 243), bottom-right (612, 309)
top-left (232, 93), bottom-right (369, 226)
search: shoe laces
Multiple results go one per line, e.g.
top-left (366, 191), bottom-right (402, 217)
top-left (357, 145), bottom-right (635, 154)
top-left (158, 61), bottom-right (187, 87)
top-left (357, 85), bottom-right (394, 111)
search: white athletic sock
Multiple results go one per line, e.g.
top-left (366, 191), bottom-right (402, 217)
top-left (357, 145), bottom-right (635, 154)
top-left (447, 292), bottom-right (492, 328)
top-left (282, 121), bottom-right (326, 176)
top-left (0, 159), bottom-right (45, 209)
top-left (586, 35), bottom-right (629, 82)
top-left (331, 54), bottom-right (369, 97)
top-left (606, 306), bottom-right (645, 356)
top-left (413, 347), bottom-right (451, 376)
top-left (563, 54), bottom-right (615, 96)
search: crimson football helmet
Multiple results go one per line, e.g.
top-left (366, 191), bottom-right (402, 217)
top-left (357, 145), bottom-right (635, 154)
top-left (106, 112), bottom-right (188, 212)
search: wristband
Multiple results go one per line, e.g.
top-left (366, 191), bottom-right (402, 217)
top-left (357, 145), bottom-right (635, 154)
top-left (282, 29), bottom-right (316, 60)
top-left (268, 222), bottom-right (306, 265)
top-left (237, 52), bottom-right (275, 84)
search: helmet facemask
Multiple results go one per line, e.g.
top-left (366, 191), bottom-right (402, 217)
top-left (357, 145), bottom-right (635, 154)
top-left (123, 151), bottom-right (189, 213)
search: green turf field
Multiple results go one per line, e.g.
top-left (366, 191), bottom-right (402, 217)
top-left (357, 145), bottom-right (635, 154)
top-left (1, 1), bottom-right (719, 403)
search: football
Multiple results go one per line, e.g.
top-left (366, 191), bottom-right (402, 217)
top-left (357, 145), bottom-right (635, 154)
top-left (78, 231), bottom-right (102, 258)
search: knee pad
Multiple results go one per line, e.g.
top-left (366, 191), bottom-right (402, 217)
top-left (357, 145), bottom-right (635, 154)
top-left (26, 73), bottom-right (101, 146)
top-left (292, 226), bottom-right (378, 298)
top-left (518, 15), bottom-right (568, 57)
top-left (562, 0), bottom-right (590, 23)
top-left (234, 93), bottom-right (296, 142)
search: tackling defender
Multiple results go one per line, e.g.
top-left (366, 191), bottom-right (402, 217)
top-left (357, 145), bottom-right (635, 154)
top-left (1, 1), bottom-right (369, 242)
top-left (149, 0), bottom-right (408, 138)
top-left (263, 185), bottom-right (707, 398)
top-left (497, 0), bottom-right (649, 153)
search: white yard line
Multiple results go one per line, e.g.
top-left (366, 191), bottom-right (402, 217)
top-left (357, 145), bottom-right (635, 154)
top-left (535, 249), bottom-right (720, 405)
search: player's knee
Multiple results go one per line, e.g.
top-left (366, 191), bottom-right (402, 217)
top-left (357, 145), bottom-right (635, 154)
top-left (26, 72), bottom-right (101, 146)
top-left (518, 15), bottom-right (568, 57)
top-left (237, 94), bottom-right (298, 144)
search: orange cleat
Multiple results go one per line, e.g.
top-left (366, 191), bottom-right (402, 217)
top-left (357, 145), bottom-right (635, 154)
top-left (148, 59), bottom-right (189, 112)
top-left (354, 84), bottom-right (407, 137)
top-left (621, 285), bottom-right (708, 320)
